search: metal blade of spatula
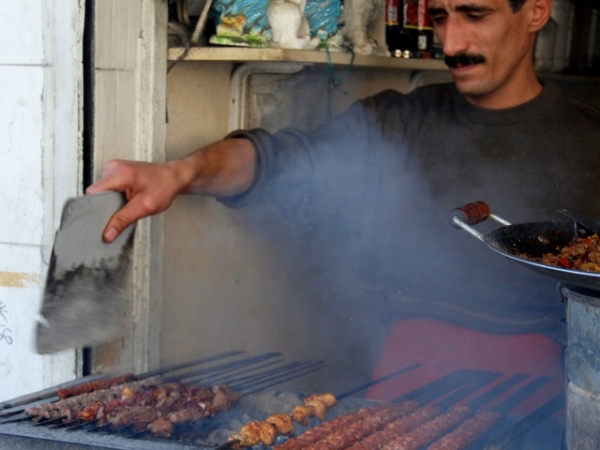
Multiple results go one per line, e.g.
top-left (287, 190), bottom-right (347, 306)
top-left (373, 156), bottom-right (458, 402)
top-left (558, 209), bottom-right (600, 235)
top-left (35, 192), bottom-right (135, 354)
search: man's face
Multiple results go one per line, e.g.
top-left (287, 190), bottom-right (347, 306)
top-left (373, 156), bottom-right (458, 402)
top-left (428, 0), bottom-right (539, 107)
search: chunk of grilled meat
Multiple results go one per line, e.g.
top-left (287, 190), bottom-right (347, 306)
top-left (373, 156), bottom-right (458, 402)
top-left (213, 383), bottom-right (242, 410)
top-left (305, 400), bottom-right (327, 421)
top-left (231, 392), bottom-right (339, 447)
top-left (292, 404), bottom-right (312, 426)
top-left (147, 417), bottom-right (175, 439)
top-left (305, 392), bottom-right (337, 409)
top-left (266, 413), bottom-right (295, 436)
top-left (229, 421), bottom-right (278, 447)
top-left (166, 408), bottom-right (194, 424)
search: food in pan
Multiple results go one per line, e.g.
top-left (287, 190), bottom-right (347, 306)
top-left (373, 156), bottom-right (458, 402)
top-left (25, 376), bottom-right (241, 438)
top-left (518, 233), bottom-right (600, 272)
top-left (228, 392), bottom-right (339, 448)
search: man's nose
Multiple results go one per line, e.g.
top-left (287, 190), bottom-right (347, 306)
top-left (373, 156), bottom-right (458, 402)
top-left (440, 19), bottom-right (469, 56)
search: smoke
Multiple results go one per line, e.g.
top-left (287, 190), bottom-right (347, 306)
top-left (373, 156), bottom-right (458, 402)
top-left (229, 110), bottom-right (566, 394)
top-left (232, 133), bottom-right (426, 391)
top-left (163, 68), bottom-right (567, 396)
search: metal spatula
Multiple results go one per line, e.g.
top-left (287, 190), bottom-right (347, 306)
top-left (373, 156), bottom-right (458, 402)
top-left (557, 209), bottom-right (600, 235)
top-left (35, 192), bottom-right (135, 354)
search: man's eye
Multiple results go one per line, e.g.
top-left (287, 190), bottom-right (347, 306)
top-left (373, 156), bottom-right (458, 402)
top-left (430, 15), bottom-right (446, 24)
top-left (466, 13), bottom-right (484, 20)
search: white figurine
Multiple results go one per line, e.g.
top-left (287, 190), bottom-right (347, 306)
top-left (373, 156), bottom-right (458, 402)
top-left (267, 0), bottom-right (321, 50)
top-left (340, 0), bottom-right (387, 55)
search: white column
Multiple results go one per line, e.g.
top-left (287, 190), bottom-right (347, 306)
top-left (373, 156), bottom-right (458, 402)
top-left (0, 0), bottom-right (84, 401)
top-left (92, 0), bottom-right (168, 374)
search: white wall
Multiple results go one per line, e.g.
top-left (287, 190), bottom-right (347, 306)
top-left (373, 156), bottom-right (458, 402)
top-left (0, 0), bottom-right (83, 402)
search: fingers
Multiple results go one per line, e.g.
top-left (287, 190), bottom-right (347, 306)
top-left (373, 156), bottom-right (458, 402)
top-left (102, 199), bottom-right (144, 243)
top-left (101, 186), bottom-right (172, 243)
top-left (86, 160), bottom-right (174, 243)
top-left (86, 160), bottom-right (129, 195)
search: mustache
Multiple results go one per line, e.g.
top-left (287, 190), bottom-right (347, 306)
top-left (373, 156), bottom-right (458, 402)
top-left (444, 53), bottom-right (486, 67)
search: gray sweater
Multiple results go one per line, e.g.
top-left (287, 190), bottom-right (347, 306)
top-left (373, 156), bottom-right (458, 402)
top-left (221, 81), bottom-right (600, 338)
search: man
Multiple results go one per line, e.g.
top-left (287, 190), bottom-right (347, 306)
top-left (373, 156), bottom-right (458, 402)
top-left (88, 0), bottom-right (563, 239)
top-left (89, 0), bottom-right (600, 399)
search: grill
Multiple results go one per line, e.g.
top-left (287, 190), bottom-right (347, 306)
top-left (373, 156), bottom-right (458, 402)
top-left (0, 351), bottom-right (565, 450)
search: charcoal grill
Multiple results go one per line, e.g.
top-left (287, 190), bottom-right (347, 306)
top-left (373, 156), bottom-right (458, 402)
top-left (0, 350), bottom-right (566, 450)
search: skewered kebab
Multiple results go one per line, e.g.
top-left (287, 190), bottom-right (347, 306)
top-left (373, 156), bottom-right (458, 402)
top-left (28, 377), bottom-right (175, 422)
top-left (25, 376), bottom-right (163, 421)
top-left (277, 403), bottom-right (402, 450)
top-left (427, 411), bottom-right (500, 450)
top-left (380, 406), bottom-right (472, 450)
top-left (228, 392), bottom-right (339, 448)
top-left (29, 379), bottom-right (229, 423)
top-left (278, 403), bottom-right (474, 450)
top-left (292, 392), bottom-right (337, 424)
top-left (58, 374), bottom-right (137, 399)
top-left (107, 383), bottom-right (240, 433)
top-left (268, 401), bottom-right (420, 450)
top-left (225, 397), bottom-right (493, 450)
top-left (346, 405), bottom-right (441, 450)
top-left (25, 374), bottom-right (499, 449)
top-left (25, 376), bottom-right (241, 438)
top-left (303, 402), bottom-right (421, 450)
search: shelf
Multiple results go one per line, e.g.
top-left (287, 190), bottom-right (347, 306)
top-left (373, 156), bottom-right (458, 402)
top-left (167, 46), bottom-right (449, 71)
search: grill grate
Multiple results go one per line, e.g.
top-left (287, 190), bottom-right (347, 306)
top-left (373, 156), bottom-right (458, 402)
top-left (0, 352), bottom-right (564, 450)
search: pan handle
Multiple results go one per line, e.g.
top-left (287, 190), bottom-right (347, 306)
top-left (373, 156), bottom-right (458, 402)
top-left (449, 201), bottom-right (512, 242)
top-left (449, 201), bottom-right (491, 228)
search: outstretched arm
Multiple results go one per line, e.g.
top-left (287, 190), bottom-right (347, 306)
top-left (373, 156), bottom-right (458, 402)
top-left (86, 138), bottom-right (257, 243)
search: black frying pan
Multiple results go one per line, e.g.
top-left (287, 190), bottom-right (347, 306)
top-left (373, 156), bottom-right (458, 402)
top-left (449, 201), bottom-right (600, 291)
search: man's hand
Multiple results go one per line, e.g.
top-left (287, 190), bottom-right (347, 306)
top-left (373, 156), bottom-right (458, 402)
top-left (86, 159), bottom-right (188, 243)
top-left (86, 138), bottom-right (257, 243)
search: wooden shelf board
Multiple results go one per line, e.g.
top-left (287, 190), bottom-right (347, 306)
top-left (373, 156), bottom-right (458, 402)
top-left (167, 46), bottom-right (449, 70)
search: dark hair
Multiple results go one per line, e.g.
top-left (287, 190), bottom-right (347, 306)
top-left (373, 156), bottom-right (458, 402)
top-left (508, 0), bottom-right (527, 12)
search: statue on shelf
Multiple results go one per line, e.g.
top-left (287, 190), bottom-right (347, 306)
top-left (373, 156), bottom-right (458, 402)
top-left (339, 0), bottom-right (388, 55)
top-left (267, 0), bottom-right (320, 49)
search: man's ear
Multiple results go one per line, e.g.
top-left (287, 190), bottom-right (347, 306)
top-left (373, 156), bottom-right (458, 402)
top-left (529, 0), bottom-right (553, 33)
